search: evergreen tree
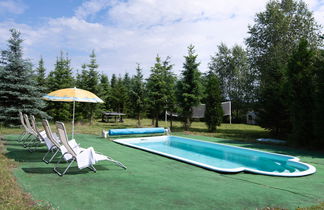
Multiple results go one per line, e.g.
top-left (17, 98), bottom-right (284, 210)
top-left (123, 73), bottom-right (131, 114)
top-left (85, 50), bottom-right (100, 123)
top-left (76, 64), bottom-right (88, 89)
top-left (287, 39), bottom-right (315, 146)
top-left (0, 29), bottom-right (47, 125)
top-left (110, 76), bottom-right (128, 113)
top-left (147, 55), bottom-right (173, 127)
top-left (35, 57), bottom-right (47, 90)
top-left (204, 71), bottom-right (223, 132)
top-left (98, 73), bottom-right (110, 111)
top-left (177, 45), bottom-right (202, 130)
top-left (246, 0), bottom-right (321, 136)
top-left (46, 52), bottom-right (74, 121)
top-left (111, 74), bottom-right (117, 88)
top-left (129, 64), bottom-right (146, 127)
top-left (162, 57), bottom-right (177, 129)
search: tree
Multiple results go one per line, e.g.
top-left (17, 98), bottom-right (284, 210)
top-left (98, 73), bottom-right (110, 111)
top-left (245, 0), bottom-right (321, 136)
top-left (110, 76), bottom-right (128, 113)
top-left (0, 29), bottom-right (47, 125)
top-left (110, 74), bottom-right (117, 88)
top-left (209, 43), bottom-right (231, 101)
top-left (313, 49), bottom-right (324, 147)
top-left (177, 45), bottom-right (202, 130)
top-left (287, 39), bottom-right (315, 146)
top-left (204, 71), bottom-right (223, 132)
top-left (35, 57), bottom-right (47, 90)
top-left (85, 50), bottom-right (100, 123)
top-left (209, 43), bottom-right (255, 122)
top-left (147, 55), bottom-right (174, 127)
top-left (75, 51), bottom-right (101, 123)
top-left (129, 64), bottom-right (146, 127)
top-left (46, 52), bottom-right (74, 121)
top-left (123, 73), bottom-right (131, 114)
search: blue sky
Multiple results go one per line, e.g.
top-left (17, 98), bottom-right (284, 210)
top-left (0, 0), bottom-right (323, 77)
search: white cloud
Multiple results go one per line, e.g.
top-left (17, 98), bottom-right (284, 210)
top-left (0, 0), bottom-right (27, 15)
top-left (0, 0), bottom-right (323, 78)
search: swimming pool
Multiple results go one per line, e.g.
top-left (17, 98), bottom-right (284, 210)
top-left (114, 136), bottom-right (316, 176)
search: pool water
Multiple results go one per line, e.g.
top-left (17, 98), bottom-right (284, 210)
top-left (114, 136), bottom-right (316, 176)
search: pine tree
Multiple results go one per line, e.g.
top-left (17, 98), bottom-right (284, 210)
top-left (204, 71), bottom-right (223, 132)
top-left (122, 73), bottom-right (131, 114)
top-left (85, 50), bottom-right (100, 123)
top-left (98, 73), bottom-right (110, 111)
top-left (147, 55), bottom-right (173, 127)
top-left (35, 57), bottom-right (47, 90)
top-left (129, 64), bottom-right (146, 127)
top-left (46, 52), bottom-right (74, 121)
top-left (0, 29), bottom-right (47, 125)
top-left (177, 45), bottom-right (202, 130)
top-left (110, 74), bottom-right (117, 88)
top-left (110, 76), bottom-right (127, 113)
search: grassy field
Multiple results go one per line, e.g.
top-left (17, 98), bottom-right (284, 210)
top-left (2, 118), bottom-right (323, 209)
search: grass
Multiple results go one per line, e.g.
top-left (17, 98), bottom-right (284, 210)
top-left (2, 118), bottom-right (323, 209)
top-left (0, 137), bottom-right (49, 209)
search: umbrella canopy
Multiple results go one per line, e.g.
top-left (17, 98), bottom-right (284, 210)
top-left (43, 87), bottom-right (104, 139)
top-left (42, 87), bottom-right (104, 103)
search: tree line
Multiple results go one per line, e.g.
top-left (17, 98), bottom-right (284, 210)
top-left (0, 0), bottom-right (323, 148)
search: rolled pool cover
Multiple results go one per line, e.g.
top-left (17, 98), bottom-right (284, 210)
top-left (108, 127), bottom-right (166, 136)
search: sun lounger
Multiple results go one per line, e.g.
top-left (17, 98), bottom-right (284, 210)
top-left (42, 119), bottom-right (83, 164)
top-left (26, 115), bottom-right (46, 152)
top-left (54, 122), bottom-right (126, 176)
top-left (41, 119), bottom-right (62, 163)
top-left (18, 111), bottom-right (32, 142)
top-left (22, 114), bottom-right (40, 149)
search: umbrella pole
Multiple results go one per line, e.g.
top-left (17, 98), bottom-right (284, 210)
top-left (72, 100), bottom-right (75, 140)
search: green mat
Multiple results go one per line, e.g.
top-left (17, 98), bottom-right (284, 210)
top-left (3, 134), bottom-right (324, 209)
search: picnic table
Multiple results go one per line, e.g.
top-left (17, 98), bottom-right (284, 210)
top-left (102, 112), bottom-right (126, 123)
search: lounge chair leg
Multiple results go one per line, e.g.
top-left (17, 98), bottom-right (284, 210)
top-left (88, 165), bottom-right (97, 173)
top-left (54, 154), bottom-right (75, 176)
top-left (27, 139), bottom-right (38, 152)
top-left (18, 131), bottom-right (27, 142)
top-left (22, 134), bottom-right (32, 147)
top-left (48, 149), bottom-right (59, 163)
top-left (105, 156), bottom-right (127, 169)
top-left (43, 146), bottom-right (58, 164)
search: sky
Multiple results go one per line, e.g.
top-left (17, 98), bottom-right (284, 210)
top-left (0, 0), bottom-right (323, 78)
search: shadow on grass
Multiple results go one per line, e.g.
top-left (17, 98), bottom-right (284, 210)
top-left (22, 165), bottom-right (109, 175)
top-left (5, 148), bottom-right (47, 163)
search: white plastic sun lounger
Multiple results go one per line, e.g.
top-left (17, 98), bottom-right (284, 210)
top-left (53, 122), bottom-right (126, 176)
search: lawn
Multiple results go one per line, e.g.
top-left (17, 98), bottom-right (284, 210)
top-left (1, 119), bottom-right (324, 209)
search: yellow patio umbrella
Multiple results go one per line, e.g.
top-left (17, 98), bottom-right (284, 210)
top-left (42, 87), bottom-right (104, 139)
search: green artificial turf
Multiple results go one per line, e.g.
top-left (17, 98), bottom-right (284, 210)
top-left (3, 134), bottom-right (324, 209)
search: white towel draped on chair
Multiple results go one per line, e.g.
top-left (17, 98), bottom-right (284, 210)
top-left (59, 139), bottom-right (84, 161)
top-left (74, 146), bottom-right (109, 169)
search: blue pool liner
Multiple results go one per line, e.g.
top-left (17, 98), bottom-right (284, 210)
top-left (108, 127), bottom-right (165, 136)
